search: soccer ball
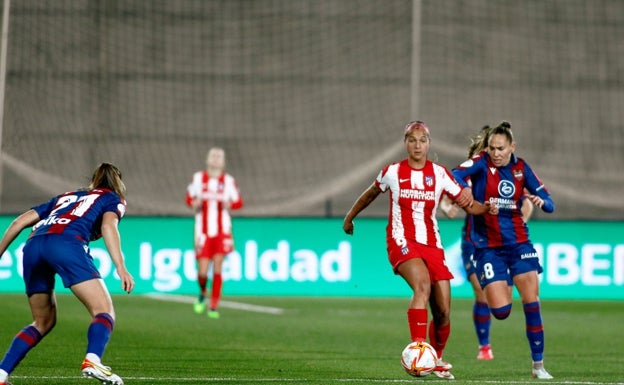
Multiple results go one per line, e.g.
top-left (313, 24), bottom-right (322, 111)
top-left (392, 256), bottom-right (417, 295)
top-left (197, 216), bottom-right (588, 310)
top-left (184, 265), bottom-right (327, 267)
top-left (400, 341), bottom-right (438, 377)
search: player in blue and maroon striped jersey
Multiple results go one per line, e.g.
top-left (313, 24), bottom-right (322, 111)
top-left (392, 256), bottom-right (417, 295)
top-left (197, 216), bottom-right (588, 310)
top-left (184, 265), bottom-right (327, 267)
top-left (451, 121), bottom-right (555, 379)
top-left (0, 163), bottom-right (132, 385)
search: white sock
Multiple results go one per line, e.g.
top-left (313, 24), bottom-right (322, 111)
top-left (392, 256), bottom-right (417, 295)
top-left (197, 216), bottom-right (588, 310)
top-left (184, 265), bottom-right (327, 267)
top-left (0, 368), bottom-right (8, 382)
top-left (86, 353), bottom-right (101, 364)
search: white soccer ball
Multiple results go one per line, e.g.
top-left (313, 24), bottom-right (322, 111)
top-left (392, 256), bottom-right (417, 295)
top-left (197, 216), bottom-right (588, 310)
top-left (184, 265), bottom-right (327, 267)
top-left (400, 341), bottom-right (438, 377)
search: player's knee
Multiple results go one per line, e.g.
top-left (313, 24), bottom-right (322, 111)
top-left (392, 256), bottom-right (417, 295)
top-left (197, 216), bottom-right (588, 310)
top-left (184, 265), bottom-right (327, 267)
top-left (491, 303), bottom-right (512, 320)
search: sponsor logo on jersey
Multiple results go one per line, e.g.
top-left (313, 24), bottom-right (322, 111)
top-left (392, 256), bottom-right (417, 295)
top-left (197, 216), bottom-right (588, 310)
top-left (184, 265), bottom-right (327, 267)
top-left (33, 215), bottom-right (72, 230)
top-left (520, 252), bottom-right (539, 259)
top-left (498, 180), bottom-right (515, 198)
top-left (489, 197), bottom-right (517, 210)
top-left (400, 189), bottom-right (435, 200)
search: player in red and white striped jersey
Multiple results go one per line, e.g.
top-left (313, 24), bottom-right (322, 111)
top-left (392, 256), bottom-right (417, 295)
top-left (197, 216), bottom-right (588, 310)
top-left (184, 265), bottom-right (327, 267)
top-left (186, 147), bottom-right (243, 319)
top-left (343, 121), bottom-right (497, 380)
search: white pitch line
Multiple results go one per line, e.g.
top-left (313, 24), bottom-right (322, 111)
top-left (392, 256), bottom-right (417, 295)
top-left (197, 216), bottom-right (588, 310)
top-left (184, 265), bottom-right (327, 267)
top-left (144, 293), bottom-right (284, 315)
top-left (8, 376), bottom-right (624, 384)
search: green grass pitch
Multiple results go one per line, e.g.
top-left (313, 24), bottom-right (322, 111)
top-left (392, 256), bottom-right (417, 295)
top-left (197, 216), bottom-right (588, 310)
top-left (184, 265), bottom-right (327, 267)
top-left (0, 293), bottom-right (622, 384)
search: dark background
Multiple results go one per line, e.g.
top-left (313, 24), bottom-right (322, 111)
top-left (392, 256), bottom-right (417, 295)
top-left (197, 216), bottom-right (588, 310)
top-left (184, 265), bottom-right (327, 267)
top-left (1, 0), bottom-right (622, 219)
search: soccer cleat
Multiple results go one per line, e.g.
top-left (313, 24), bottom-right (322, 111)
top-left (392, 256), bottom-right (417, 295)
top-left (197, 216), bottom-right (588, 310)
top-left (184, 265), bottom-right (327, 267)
top-left (435, 358), bottom-right (453, 371)
top-left (477, 344), bottom-right (494, 360)
top-left (81, 358), bottom-right (124, 385)
top-left (432, 369), bottom-right (455, 380)
top-left (432, 357), bottom-right (454, 379)
top-left (0, 380), bottom-right (12, 385)
top-left (531, 366), bottom-right (553, 379)
top-left (193, 300), bottom-right (207, 314)
top-left (208, 309), bottom-right (220, 319)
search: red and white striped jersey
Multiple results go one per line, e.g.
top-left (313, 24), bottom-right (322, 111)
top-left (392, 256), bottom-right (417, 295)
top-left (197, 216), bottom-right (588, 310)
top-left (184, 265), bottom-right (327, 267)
top-left (185, 171), bottom-right (243, 239)
top-left (375, 159), bottom-right (462, 249)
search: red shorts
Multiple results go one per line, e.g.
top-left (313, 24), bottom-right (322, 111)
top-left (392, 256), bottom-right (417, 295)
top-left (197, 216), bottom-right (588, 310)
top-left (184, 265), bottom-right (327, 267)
top-left (387, 239), bottom-right (454, 283)
top-left (196, 234), bottom-right (234, 259)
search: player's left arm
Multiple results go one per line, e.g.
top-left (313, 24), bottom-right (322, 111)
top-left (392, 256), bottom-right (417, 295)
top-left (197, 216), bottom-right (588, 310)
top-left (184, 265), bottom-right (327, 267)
top-left (101, 211), bottom-right (134, 294)
top-left (523, 163), bottom-right (555, 213)
top-left (520, 193), bottom-right (534, 222)
top-left (225, 176), bottom-right (244, 210)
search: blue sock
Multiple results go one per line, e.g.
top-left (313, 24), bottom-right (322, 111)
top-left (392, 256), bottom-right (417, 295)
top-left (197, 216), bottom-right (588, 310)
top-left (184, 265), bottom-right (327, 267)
top-left (0, 325), bottom-right (43, 374)
top-left (523, 301), bottom-right (544, 362)
top-left (473, 301), bottom-right (491, 346)
top-left (86, 313), bottom-right (115, 358)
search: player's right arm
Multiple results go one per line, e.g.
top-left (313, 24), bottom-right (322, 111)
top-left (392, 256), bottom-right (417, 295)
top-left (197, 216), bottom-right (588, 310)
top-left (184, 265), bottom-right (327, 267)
top-left (343, 183), bottom-right (382, 235)
top-left (185, 173), bottom-right (203, 211)
top-left (451, 154), bottom-right (486, 189)
top-left (0, 209), bottom-right (40, 258)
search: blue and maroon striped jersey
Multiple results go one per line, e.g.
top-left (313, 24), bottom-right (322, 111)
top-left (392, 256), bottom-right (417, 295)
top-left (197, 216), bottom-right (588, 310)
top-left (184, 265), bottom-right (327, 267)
top-left (452, 152), bottom-right (554, 248)
top-left (30, 188), bottom-right (126, 243)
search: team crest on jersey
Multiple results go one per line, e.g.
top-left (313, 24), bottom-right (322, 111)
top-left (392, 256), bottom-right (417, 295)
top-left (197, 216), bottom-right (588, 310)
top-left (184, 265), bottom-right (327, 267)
top-left (425, 176), bottom-right (433, 187)
top-left (513, 169), bottom-right (524, 180)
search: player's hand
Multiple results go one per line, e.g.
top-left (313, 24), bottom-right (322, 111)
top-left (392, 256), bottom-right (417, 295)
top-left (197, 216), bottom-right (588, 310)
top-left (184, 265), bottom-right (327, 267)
top-left (343, 220), bottom-right (354, 235)
top-left (118, 269), bottom-right (135, 294)
top-left (526, 194), bottom-right (544, 209)
top-left (485, 201), bottom-right (499, 215)
top-left (454, 188), bottom-right (474, 208)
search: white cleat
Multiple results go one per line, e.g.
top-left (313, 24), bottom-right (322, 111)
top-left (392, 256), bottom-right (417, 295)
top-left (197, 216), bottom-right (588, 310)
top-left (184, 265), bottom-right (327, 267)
top-left (433, 369), bottom-right (455, 380)
top-left (435, 358), bottom-right (453, 371)
top-left (433, 358), bottom-right (455, 379)
top-left (531, 366), bottom-right (554, 379)
top-left (81, 358), bottom-right (124, 385)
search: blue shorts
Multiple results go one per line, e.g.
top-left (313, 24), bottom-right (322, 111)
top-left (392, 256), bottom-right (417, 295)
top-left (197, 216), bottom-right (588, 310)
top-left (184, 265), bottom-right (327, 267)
top-left (461, 237), bottom-right (476, 277)
top-left (22, 235), bottom-right (101, 296)
top-left (474, 242), bottom-right (543, 289)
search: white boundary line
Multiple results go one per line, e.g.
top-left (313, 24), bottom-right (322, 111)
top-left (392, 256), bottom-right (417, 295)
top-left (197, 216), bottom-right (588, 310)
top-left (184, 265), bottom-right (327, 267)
top-left (8, 376), bottom-right (624, 384)
top-left (144, 293), bottom-right (285, 315)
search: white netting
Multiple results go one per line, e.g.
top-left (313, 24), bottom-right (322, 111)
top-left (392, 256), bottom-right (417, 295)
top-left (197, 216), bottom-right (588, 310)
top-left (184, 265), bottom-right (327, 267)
top-left (1, 0), bottom-right (622, 219)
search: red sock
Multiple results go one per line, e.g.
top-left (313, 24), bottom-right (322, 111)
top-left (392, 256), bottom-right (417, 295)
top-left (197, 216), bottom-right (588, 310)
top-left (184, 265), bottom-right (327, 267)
top-left (429, 322), bottom-right (450, 359)
top-left (210, 273), bottom-right (223, 310)
top-left (407, 308), bottom-right (428, 342)
top-left (198, 275), bottom-right (208, 297)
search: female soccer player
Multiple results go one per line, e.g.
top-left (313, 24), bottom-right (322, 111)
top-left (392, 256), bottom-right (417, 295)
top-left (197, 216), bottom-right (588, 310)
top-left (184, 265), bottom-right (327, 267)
top-left (440, 125), bottom-right (534, 361)
top-left (452, 121), bottom-right (554, 379)
top-left (0, 162), bottom-right (133, 385)
top-left (343, 121), bottom-right (498, 380)
top-left (186, 147), bottom-right (244, 319)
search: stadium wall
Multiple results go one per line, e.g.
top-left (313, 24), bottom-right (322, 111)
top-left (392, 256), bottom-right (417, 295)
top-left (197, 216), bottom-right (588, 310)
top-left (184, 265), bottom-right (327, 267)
top-left (1, 1), bottom-right (623, 219)
top-left (0, 216), bottom-right (622, 300)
